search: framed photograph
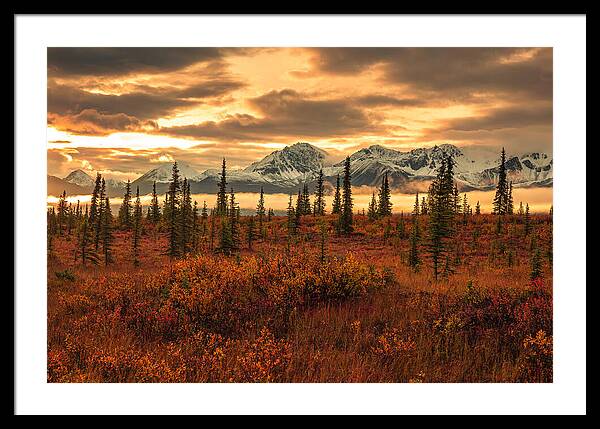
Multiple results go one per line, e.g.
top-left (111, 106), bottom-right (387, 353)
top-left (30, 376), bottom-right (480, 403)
top-left (14, 14), bottom-right (586, 415)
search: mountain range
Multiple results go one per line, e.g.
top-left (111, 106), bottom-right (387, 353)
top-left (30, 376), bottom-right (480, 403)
top-left (47, 142), bottom-right (553, 197)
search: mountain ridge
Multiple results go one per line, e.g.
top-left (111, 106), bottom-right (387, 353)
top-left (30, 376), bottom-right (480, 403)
top-left (49, 142), bottom-right (553, 196)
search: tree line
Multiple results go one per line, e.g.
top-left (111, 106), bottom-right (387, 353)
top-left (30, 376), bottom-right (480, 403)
top-left (48, 148), bottom-right (548, 280)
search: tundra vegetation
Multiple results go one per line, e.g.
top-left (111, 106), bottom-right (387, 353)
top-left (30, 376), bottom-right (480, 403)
top-left (47, 151), bottom-right (552, 382)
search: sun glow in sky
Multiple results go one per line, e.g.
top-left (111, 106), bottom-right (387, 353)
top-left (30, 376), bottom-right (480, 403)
top-left (47, 47), bottom-right (553, 181)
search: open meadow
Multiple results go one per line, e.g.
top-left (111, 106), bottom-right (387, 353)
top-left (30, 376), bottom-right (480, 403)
top-left (47, 210), bottom-right (553, 383)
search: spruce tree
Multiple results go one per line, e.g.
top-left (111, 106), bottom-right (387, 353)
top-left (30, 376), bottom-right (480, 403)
top-left (408, 214), bottom-right (420, 272)
top-left (314, 169), bottom-right (326, 216)
top-left (216, 158), bottom-right (228, 216)
top-left (167, 162), bottom-right (181, 258)
top-left (493, 147), bottom-right (509, 215)
top-left (530, 246), bottom-right (543, 280)
top-left (462, 194), bottom-right (469, 225)
top-left (301, 183), bottom-right (311, 215)
top-left (94, 177), bottom-right (106, 251)
top-left (339, 157), bottom-right (354, 235)
top-left (453, 183), bottom-right (461, 215)
top-left (475, 201), bottom-right (481, 215)
top-left (524, 203), bottom-right (532, 236)
top-left (367, 192), bottom-right (378, 220)
top-left (377, 173), bottom-right (392, 217)
top-left (331, 174), bottom-right (341, 214)
top-left (286, 195), bottom-right (296, 237)
top-left (57, 190), bottom-right (67, 236)
top-left (421, 196), bottom-right (428, 215)
top-left (412, 192), bottom-right (420, 216)
top-left (256, 186), bottom-right (266, 230)
top-left (89, 173), bottom-right (102, 228)
top-left (427, 155), bottom-right (455, 280)
top-left (228, 188), bottom-right (240, 252)
top-left (150, 181), bottom-right (161, 223)
top-left (507, 181), bottom-right (514, 215)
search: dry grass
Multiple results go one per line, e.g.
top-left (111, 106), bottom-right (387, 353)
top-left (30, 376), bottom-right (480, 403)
top-left (47, 213), bottom-right (553, 383)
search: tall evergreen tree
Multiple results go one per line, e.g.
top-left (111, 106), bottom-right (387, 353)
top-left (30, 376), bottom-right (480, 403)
top-left (462, 194), bottom-right (469, 225)
top-left (367, 192), bottom-right (378, 220)
top-left (530, 245), bottom-right (543, 280)
top-left (167, 162), bottom-right (181, 258)
top-left (256, 186), bottom-right (266, 230)
top-left (408, 214), bottom-right (420, 272)
top-left (507, 181), bottom-right (514, 215)
top-left (228, 188), bottom-right (240, 251)
top-left (150, 181), bottom-right (161, 223)
top-left (286, 195), bottom-right (296, 237)
top-left (89, 173), bottom-right (102, 228)
top-left (412, 192), bottom-right (420, 216)
top-left (57, 190), bottom-right (67, 236)
top-left (475, 201), bottom-right (481, 215)
top-left (93, 177), bottom-right (106, 251)
top-left (201, 201), bottom-right (208, 221)
top-left (453, 183), bottom-right (461, 215)
top-left (524, 203), bottom-right (532, 236)
top-left (377, 172), bottom-right (392, 217)
top-left (216, 158), bottom-right (228, 216)
top-left (339, 157), bottom-right (354, 234)
top-left (301, 183), bottom-right (311, 215)
top-left (493, 147), bottom-right (509, 215)
top-left (427, 155), bottom-right (455, 280)
top-left (421, 196), bottom-right (428, 215)
top-left (314, 169), bottom-right (326, 216)
top-left (331, 174), bottom-right (342, 214)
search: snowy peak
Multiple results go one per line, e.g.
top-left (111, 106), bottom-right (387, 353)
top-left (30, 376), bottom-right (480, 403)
top-left (244, 142), bottom-right (329, 181)
top-left (134, 161), bottom-right (202, 184)
top-left (64, 169), bottom-right (94, 187)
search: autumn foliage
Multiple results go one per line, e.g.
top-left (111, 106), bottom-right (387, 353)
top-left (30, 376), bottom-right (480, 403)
top-left (48, 210), bottom-right (552, 383)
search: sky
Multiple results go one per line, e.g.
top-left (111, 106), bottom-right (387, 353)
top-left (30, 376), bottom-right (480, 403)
top-left (47, 47), bottom-right (552, 181)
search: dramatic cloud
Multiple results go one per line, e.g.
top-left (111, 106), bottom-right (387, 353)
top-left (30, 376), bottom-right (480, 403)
top-left (158, 89), bottom-right (384, 141)
top-left (47, 47), bottom-right (552, 181)
top-left (306, 48), bottom-right (552, 101)
top-left (48, 48), bottom-right (226, 77)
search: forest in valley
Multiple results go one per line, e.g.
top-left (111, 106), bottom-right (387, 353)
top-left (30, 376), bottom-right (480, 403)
top-left (47, 148), bottom-right (553, 383)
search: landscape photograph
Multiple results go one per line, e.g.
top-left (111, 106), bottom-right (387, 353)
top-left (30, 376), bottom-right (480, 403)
top-left (46, 47), bottom-right (554, 383)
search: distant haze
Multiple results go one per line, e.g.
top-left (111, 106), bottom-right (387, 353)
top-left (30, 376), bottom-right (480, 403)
top-left (47, 187), bottom-right (552, 214)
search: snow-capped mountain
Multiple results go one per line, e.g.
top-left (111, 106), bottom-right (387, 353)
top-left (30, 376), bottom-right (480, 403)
top-left (134, 161), bottom-right (202, 184)
top-left (53, 142), bottom-right (552, 197)
top-left (64, 169), bottom-right (95, 187)
top-left (244, 142), bottom-right (329, 183)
